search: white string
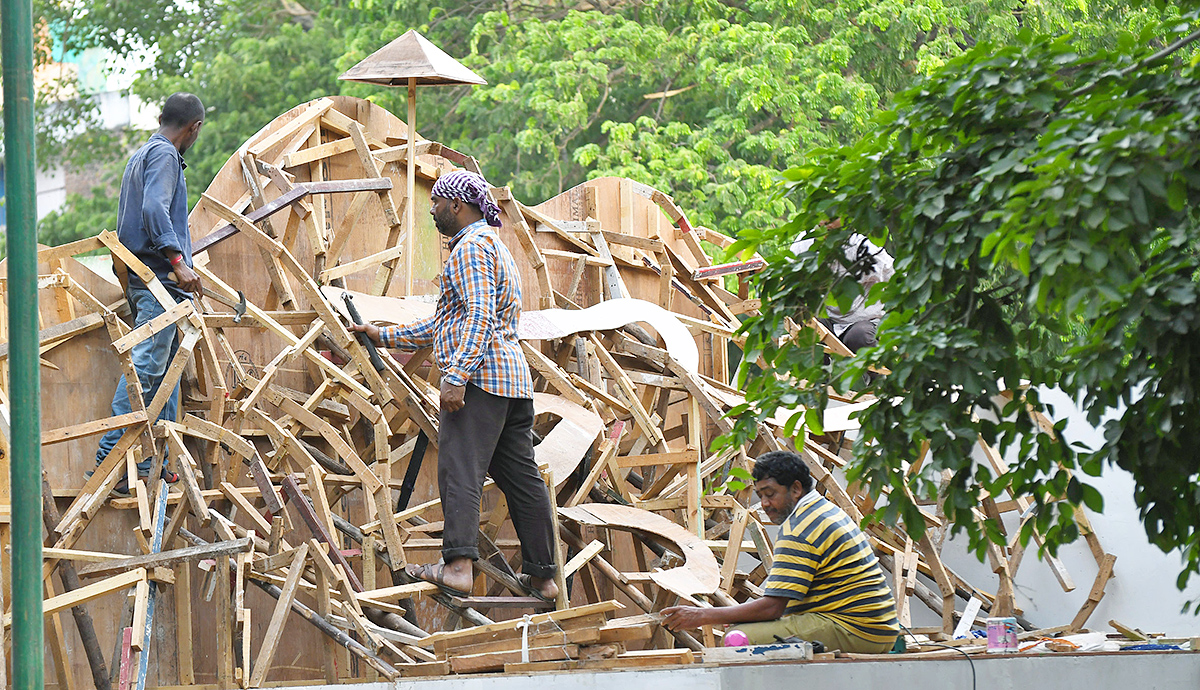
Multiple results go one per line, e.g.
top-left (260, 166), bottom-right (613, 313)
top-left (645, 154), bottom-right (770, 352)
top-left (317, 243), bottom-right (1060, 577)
top-left (519, 614), bottom-right (533, 664)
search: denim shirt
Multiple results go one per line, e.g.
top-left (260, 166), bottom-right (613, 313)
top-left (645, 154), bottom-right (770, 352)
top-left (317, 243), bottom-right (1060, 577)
top-left (116, 133), bottom-right (193, 301)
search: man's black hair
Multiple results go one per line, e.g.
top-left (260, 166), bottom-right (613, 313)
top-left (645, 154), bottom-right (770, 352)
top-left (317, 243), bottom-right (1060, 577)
top-left (752, 450), bottom-right (814, 493)
top-left (161, 93), bottom-right (205, 129)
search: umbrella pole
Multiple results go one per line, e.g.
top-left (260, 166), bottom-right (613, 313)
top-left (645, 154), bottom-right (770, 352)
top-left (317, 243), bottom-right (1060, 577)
top-left (406, 77), bottom-right (417, 296)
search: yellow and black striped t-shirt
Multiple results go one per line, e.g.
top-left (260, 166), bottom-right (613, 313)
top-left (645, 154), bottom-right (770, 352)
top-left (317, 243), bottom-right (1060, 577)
top-left (763, 492), bottom-right (898, 644)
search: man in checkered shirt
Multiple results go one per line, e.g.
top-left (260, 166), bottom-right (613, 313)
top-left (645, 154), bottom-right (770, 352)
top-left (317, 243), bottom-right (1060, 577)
top-left (351, 170), bottom-right (558, 602)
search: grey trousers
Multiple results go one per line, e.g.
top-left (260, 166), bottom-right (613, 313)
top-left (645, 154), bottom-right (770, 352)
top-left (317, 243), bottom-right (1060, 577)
top-left (437, 383), bottom-right (556, 579)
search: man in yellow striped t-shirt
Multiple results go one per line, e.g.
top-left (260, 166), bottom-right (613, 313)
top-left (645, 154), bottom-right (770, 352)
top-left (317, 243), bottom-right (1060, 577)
top-left (663, 450), bottom-right (898, 653)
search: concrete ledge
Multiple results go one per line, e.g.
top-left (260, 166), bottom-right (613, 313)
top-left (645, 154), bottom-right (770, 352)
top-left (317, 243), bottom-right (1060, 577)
top-left (269, 651), bottom-right (1200, 690)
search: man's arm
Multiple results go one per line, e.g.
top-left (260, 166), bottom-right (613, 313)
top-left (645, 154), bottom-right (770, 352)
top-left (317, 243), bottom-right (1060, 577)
top-left (142, 146), bottom-right (201, 293)
top-left (661, 596), bottom-right (789, 631)
top-left (662, 529), bottom-right (817, 632)
top-left (377, 315), bottom-right (437, 351)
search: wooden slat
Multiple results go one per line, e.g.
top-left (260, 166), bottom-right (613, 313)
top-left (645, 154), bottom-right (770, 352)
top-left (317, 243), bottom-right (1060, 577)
top-left (249, 542), bottom-right (310, 686)
top-left (77, 538), bottom-right (253, 578)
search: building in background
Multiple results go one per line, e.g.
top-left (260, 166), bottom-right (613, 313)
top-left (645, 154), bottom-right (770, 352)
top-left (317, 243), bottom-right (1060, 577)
top-left (0, 39), bottom-right (156, 235)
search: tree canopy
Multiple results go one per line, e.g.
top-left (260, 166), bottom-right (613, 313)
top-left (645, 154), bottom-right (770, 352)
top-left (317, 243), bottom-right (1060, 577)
top-left (25, 0), bottom-right (1166, 245)
top-left (729, 4), bottom-right (1200, 591)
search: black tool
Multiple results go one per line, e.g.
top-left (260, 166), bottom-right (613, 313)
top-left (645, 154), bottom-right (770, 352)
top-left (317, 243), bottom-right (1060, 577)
top-left (342, 292), bottom-right (387, 372)
top-left (397, 430), bottom-right (429, 511)
top-left (341, 290), bottom-right (430, 509)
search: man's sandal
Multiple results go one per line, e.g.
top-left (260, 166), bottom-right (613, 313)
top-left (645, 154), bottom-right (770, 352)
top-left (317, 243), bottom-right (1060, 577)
top-left (406, 562), bottom-right (471, 597)
top-left (516, 573), bottom-right (556, 604)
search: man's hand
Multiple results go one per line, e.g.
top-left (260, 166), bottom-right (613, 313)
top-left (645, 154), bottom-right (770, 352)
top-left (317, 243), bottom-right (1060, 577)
top-left (661, 605), bottom-right (714, 632)
top-left (173, 263), bottom-right (202, 294)
top-left (440, 381), bottom-right (466, 413)
top-left (347, 322), bottom-right (383, 346)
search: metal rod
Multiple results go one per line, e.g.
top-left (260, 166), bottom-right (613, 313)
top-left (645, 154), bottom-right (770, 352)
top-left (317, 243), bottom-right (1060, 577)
top-left (2, 0), bottom-right (44, 682)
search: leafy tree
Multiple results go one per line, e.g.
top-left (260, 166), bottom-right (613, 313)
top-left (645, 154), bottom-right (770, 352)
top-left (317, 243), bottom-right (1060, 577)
top-left (728, 6), bottom-right (1200, 589)
top-left (23, 0), bottom-right (1163, 247)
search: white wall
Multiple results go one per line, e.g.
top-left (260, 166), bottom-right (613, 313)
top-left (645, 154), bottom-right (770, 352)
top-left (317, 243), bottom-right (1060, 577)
top-left (907, 387), bottom-right (1200, 636)
top-left (36, 164), bottom-right (66, 221)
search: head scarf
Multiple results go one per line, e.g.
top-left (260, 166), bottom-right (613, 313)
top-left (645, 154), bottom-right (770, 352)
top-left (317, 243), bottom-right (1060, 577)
top-left (431, 170), bottom-right (502, 227)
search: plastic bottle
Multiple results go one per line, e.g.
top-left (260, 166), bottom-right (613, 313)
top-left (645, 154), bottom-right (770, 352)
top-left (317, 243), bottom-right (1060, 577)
top-left (723, 630), bottom-right (749, 647)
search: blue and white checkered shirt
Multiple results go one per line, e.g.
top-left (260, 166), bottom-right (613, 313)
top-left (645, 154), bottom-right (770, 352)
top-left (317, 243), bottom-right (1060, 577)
top-left (380, 219), bottom-right (534, 399)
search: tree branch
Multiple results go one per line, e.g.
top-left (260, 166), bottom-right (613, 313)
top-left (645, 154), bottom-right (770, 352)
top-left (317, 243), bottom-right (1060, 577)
top-left (1071, 25), bottom-right (1200, 98)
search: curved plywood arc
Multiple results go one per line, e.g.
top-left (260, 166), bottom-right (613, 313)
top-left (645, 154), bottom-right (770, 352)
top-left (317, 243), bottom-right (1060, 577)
top-left (559, 503), bottom-right (719, 598)
top-left (519, 298), bottom-right (699, 373)
top-left (533, 393), bottom-right (604, 489)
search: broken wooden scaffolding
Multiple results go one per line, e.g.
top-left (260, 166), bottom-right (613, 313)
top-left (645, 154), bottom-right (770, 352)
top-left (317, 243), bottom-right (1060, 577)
top-left (0, 95), bottom-right (1117, 687)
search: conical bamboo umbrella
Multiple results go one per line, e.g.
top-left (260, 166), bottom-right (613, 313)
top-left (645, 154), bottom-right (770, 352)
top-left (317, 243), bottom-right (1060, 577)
top-left (339, 29), bottom-right (487, 294)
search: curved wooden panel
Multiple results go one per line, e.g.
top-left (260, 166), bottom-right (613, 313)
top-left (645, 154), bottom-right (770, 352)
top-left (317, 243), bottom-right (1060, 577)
top-left (533, 393), bottom-right (604, 489)
top-left (559, 503), bottom-right (720, 598)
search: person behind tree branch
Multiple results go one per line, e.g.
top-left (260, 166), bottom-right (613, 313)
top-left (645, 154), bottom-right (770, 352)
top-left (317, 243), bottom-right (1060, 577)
top-left (792, 219), bottom-right (894, 353)
top-left (662, 450), bottom-right (898, 652)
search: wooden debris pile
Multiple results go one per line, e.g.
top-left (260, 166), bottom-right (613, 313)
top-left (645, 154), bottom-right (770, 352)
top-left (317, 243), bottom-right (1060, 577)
top-left (3, 95), bottom-right (1117, 688)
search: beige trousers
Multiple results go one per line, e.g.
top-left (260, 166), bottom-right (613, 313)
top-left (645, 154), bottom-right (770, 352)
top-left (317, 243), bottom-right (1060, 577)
top-left (732, 612), bottom-right (896, 654)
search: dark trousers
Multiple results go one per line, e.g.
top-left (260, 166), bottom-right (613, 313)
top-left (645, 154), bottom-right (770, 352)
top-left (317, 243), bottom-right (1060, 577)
top-left (438, 383), bottom-right (556, 579)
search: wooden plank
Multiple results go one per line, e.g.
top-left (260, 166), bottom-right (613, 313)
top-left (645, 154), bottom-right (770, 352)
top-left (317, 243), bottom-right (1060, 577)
top-left (247, 98), bottom-right (334, 156)
top-left (418, 601), bottom-right (624, 648)
top-left (110, 299), bottom-right (194, 354)
top-left (1070, 553), bottom-right (1117, 632)
top-left (268, 389), bottom-right (383, 493)
top-left (41, 411), bottom-right (146, 446)
top-left (249, 542), bottom-right (310, 687)
top-left (42, 547), bottom-right (129, 563)
top-left (0, 310), bottom-right (107, 361)
top-left (448, 596), bottom-right (555, 610)
top-left (43, 578), bottom-right (77, 690)
top-left (77, 538), bottom-right (253, 578)
top-left (442, 626), bottom-right (600, 658)
top-left (319, 241), bottom-right (405, 283)
top-left (36, 235), bottom-right (106, 264)
top-left (4, 568), bottom-right (147, 626)
top-left (282, 136), bottom-right (355, 168)
top-left (129, 578), bottom-right (149, 652)
top-left (280, 474), bottom-right (363, 592)
top-left (175, 561), bottom-right (194, 685)
top-left (216, 554), bottom-right (234, 689)
top-left (451, 645), bottom-right (580, 673)
top-left (616, 449), bottom-right (698, 469)
top-left (357, 582), bottom-right (439, 602)
top-left (719, 506), bottom-right (749, 593)
top-left (163, 427), bottom-right (211, 526)
top-left (589, 333), bottom-right (662, 445)
top-left (563, 539), bottom-right (605, 578)
top-left (568, 439), bottom-right (616, 507)
top-left (219, 482), bottom-right (274, 537)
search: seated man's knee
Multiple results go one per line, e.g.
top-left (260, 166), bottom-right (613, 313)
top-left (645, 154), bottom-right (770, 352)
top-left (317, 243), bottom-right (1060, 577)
top-left (840, 320), bottom-right (879, 353)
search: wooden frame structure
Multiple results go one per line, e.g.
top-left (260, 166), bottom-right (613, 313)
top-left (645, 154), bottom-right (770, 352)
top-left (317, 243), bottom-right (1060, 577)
top-left (0, 96), bottom-right (1116, 687)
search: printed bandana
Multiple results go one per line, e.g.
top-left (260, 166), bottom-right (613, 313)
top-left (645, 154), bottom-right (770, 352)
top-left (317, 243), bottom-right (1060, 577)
top-left (431, 170), bottom-right (502, 227)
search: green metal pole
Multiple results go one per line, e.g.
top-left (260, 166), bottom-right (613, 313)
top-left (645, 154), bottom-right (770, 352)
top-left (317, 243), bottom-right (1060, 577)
top-left (1, 0), bottom-right (45, 682)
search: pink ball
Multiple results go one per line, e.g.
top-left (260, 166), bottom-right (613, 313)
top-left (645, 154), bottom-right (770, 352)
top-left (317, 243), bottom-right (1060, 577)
top-left (724, 630), bottom-right (749, 647)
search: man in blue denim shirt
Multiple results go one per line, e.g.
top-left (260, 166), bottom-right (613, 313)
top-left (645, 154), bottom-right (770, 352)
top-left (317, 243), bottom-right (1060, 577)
top-left (93, 93), bottom-right (205, 493)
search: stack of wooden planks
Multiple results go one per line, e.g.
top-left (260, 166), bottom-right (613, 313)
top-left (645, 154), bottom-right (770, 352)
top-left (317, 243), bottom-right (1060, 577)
top-left (0, 95), bottom-right (1117, 688)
